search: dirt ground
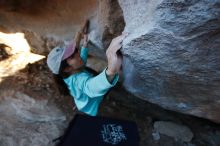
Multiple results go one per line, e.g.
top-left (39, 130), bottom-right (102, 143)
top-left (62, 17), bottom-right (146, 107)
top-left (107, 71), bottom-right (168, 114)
top-left (0, 48), bottom-right (220, 146)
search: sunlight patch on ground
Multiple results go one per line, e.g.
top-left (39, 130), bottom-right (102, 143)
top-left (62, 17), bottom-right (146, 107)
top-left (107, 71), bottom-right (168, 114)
top-left (0, 32), bottom-right (45, 82)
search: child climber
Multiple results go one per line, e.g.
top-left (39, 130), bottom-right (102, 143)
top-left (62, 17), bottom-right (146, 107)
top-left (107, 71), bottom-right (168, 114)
top-left (47, 20), bottom-right (128, 116)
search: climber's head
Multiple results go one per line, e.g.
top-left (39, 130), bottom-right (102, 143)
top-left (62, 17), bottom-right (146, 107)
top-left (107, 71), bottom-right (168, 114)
top-left (47, 41), bottom-right (84, 77)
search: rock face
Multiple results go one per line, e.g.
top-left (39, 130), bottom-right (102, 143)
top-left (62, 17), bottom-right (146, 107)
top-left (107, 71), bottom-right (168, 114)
top-left (0, 91), bottom-right (66, 146)
top-left (119, 0), bottom-right (220, 123)
top-left (0, 0), bottom-right (220, 123)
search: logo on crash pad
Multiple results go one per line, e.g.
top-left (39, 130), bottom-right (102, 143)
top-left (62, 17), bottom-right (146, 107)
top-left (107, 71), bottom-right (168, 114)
top-left (101, 124), bottom-right (127, 145)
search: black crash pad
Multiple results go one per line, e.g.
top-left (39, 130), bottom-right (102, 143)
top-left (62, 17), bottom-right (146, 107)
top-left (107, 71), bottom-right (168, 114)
top-left (57, 114), bottom-right (140, 146)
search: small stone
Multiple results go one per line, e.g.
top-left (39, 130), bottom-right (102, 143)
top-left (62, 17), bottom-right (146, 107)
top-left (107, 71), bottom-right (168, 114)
top-left (152, 131), bottom-right (160, 141)
top-left (112, 101), bottom-right (117, 106)
top-left (186, 143), bottom-right (196, 146)
top-left (45, 84), bottom-right (50, 88)
top-left (154, 121), bottom-right (194, 142)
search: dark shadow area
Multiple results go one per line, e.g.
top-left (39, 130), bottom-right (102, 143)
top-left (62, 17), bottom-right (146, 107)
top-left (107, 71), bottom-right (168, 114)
top-left (0, 43), bottom-right (12, 61)
top-left (0, 0), bottom-right (49, 15)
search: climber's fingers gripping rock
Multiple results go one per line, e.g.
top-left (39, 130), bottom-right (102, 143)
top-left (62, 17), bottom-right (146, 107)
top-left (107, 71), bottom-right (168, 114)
top-left (106, 32), bottom-right (128, 54)
top-left (106, 32), bottom-right (129, 75)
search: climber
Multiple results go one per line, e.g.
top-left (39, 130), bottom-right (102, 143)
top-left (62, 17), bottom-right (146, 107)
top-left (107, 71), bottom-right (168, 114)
top-left (46, 19), bottom-right (128, 116)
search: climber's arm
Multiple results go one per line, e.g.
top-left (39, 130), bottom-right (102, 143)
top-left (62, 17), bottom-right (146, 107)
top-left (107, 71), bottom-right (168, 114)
top-left (105, 32), bottom-right (128, 83)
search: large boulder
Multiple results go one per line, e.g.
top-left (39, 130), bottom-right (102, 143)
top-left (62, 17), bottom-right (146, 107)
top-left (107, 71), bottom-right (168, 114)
top-left (119, 0), bottom-right (220, 123)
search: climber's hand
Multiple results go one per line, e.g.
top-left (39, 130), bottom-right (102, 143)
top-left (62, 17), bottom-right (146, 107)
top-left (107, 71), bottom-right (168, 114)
top-left (74, 31), bottom-right (82, 49)
top-left (106, 32), bottom-right (128, 76)
top-left (106, 32), bottom-right (128, 54)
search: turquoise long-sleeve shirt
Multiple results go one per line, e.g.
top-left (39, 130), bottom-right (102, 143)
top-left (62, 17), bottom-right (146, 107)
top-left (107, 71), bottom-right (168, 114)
top-left (63, 47), bottom-right (119, 116)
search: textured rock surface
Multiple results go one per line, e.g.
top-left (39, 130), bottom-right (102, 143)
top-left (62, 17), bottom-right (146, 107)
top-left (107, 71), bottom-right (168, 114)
top-left (0, 91), bottom-right (66, 146)
top-left (119, 0), bottom-right (220, 123)
top-left (153, 121), bottom-right (194, 142)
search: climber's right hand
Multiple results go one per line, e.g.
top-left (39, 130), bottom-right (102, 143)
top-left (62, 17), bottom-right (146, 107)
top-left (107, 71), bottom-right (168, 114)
top-left (106, 32), bottom-right (128, 76)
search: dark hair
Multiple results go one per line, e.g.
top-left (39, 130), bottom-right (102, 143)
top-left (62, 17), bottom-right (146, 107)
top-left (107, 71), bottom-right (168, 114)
top-left (53, 74), bottom-right (70, 95)
top-left (53, 60), bottom-right (71, 96)
top-left (59, 60), bottom-right (71, 78)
